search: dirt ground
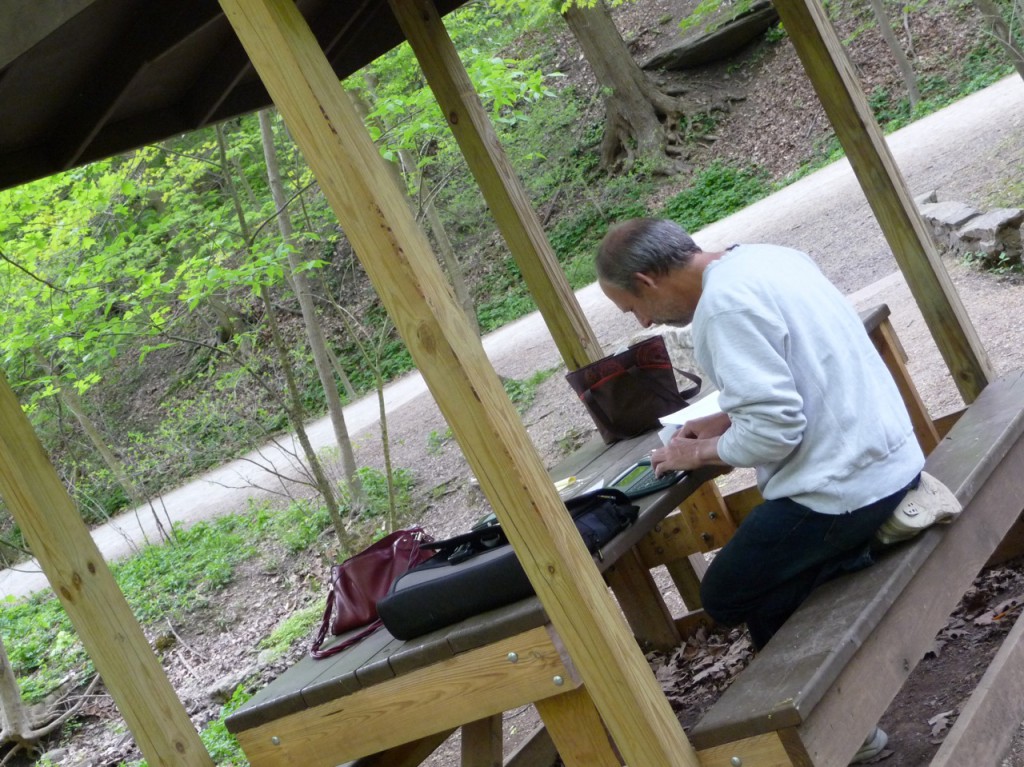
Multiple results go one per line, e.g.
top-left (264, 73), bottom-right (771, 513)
top-left (27, 0), bottom-right (1024, 764)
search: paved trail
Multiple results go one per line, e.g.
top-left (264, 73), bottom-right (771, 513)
top-left (2, 76), bottom-right (1022, 601)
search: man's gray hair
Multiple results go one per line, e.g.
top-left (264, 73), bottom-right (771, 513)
top-left (596, 218), bottom-right (700, 291)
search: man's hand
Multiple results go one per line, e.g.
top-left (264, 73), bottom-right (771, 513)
top-left (650, 411), bottom-right (732, 477)
top-left (679, 411), bottom-right (731, 440)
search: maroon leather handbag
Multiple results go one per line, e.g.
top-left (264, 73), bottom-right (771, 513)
top-left (566, 335), bottom-right (701, 444)
top-left (310, 527), bottom-right (434, 659)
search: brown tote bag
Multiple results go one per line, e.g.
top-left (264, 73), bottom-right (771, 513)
top-left (565, 335), bottom-right (701, 444)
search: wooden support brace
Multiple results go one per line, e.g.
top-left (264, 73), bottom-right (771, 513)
top-left (234, 627), bottom-right (570, 766)
top-left (462, 715), bottom-right (503, 767)
top-left (637, 482), bottom-right (737, 568)
top-left (773, 0), bottom-right (992, 401)
top-left (535, 687), bottom-right (621, 767)
top-left (870, 317), bottom-right (940, 454)
top-left (696, 730), bottom-right (810, 767)
top-left (605, 547), bottom-right (681, 652)
top-left (342, 730), bottom-right (454, 767)
top-left (219, 2), bottom-right (700, 765)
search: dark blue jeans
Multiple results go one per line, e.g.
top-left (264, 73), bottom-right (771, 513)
top-left (700, 476), bottom-right (918, 649)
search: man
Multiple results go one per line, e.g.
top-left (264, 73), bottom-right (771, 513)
top-left (597, 218), bottom-right (925, 764)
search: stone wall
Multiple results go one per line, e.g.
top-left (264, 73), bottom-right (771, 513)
top-left (916, 190), bottom-right (1024, 269)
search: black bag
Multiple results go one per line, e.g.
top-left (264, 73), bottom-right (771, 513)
top-left (376, 489), bottom-right (639, 640)
top-left (565, 335), bottom-right (701, 444)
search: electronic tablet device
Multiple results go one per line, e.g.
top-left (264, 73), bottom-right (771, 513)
top-left (608, 457), bottom-right (685, 498)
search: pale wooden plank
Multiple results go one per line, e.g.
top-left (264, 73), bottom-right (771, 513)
top-left (0, 373), bottom-right (212, 766)
top-left (218, 2), bottom-right (698, 765)
top-left (461, 715), bottom-right (503, 767)
top-left (774, 0), bottom-right (992, 401)
top-left (387, 0), bottom-right (601, 371)
top-left (535, 687), bottom-right (621, 767)
top-left (341, 729), bottom-right (453, 767)
top-left (696, 730), bottom-right (810, 767)
top-left (667, 556), bottom-right (707, 611)
top-left (605, 547), bottom-right (681, 651)
top-left (235, 627), bottom-right (570, 766)
top-left (930, 607), bottom-right (1024, 767)
top-left (871, 317), bottom-right (940, 454)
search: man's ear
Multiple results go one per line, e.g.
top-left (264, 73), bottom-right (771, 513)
top-left (633, 272), bottom-right (658, 290)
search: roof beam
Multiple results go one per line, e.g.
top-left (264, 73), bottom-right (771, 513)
top-left (55, 0), bottom-right (221, 171)
top-left (774, 0), bottom-right (993, 402)
top-left (388, 0), bottom-right (602, 369)
top-left (0, 0), bottom-right (94, 69)
top-left (0, 372), bottom-right (214, 766)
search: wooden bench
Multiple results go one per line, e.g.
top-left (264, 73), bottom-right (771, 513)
top-left (688, 369), bottom-right (1024, 765)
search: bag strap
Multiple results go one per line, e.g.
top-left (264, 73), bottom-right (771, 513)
top-left (674, 369), bottom-right (702, 399)
top-left (310, 586), bottom-right (385, 659)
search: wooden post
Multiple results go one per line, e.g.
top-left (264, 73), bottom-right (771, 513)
top-left (0, 373), bottom-right (212, 767)
top-left (217, 1), bottom-right (697, 764)
top-left (774, 0), bottom-right (993, 403)
top-left (386, 0), bottom-right (603, 371)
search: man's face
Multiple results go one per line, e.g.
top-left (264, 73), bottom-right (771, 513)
top-left (599, 272), bottom-right (697, 329)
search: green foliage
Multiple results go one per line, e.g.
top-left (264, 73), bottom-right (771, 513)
top-left (503, 368), bottom-right (559, 413)
top-left (427, 427), bottom-right (454, 454)
top-left (0, 594), bottom-right (83, 702)
top-left (341, 465), bottom-right (415, 521)
top-left (659, 162), bottom-right (772, 232)
top-left (199, 685), bottom-right (254, 765)
top-left (962, 249), bottom-right (1024, 274)
top-left (113, 516), bottom-right (252, 622)
top-left (259, 604), bottom-right (322, 659)
top-left (258, 498), bottom-right (331, 553)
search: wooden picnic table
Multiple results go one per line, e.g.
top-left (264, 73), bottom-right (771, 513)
top-left (226, 428), bottom-right (721, 766)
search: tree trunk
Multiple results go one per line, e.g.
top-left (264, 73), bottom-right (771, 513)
top-left (216, 124), bottom-right (355, 548)
top-left (0, 631), bottom-right (99, 760)
top-left (972, 0), bottom-right (1024, 81)
top-left (868, 0), bottom-right (920, 109)
top-left (561, 0), bottom-right (697, 173)
top-left (31, 348), bottom-right (159, 544)
top-left (258, 110), bottom-right (367, 517)
top-left (258, 285), bottom-right (353, 548)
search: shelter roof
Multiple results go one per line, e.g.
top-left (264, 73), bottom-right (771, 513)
top-left (0, 0), bottom-right (465, 192)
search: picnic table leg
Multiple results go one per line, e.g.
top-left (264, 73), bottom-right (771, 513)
top-left (666, 554), bottom-right (708, 611)
top-left (605, 547), bottom-right (681, 651)
top-left (535, 687), bottom-right (621, 767)
top-left (461, 715), bottom-right (503, 767)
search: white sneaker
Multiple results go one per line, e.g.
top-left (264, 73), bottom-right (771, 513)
top-left (875, 472), bottom-right (962, 545)
top-left (850, 726), bottom-right (888, 764)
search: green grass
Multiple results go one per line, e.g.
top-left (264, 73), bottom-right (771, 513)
top-left (659, 162), bottom-right (773, 232)
top-left (503, 367), bottom-right (559, 413)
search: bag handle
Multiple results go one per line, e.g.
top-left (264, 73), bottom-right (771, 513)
top-left (310, 585), bottom-right (385, 659)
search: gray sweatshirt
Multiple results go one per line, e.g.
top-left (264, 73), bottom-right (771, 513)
top-left (694, 244), bottom-right (925, 514)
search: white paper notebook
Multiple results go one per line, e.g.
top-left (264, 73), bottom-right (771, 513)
top-left (659, 390), bottom-right (722, 426)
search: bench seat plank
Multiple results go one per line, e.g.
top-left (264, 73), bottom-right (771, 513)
top-left (690, 370), bottom-right (1024, 751)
